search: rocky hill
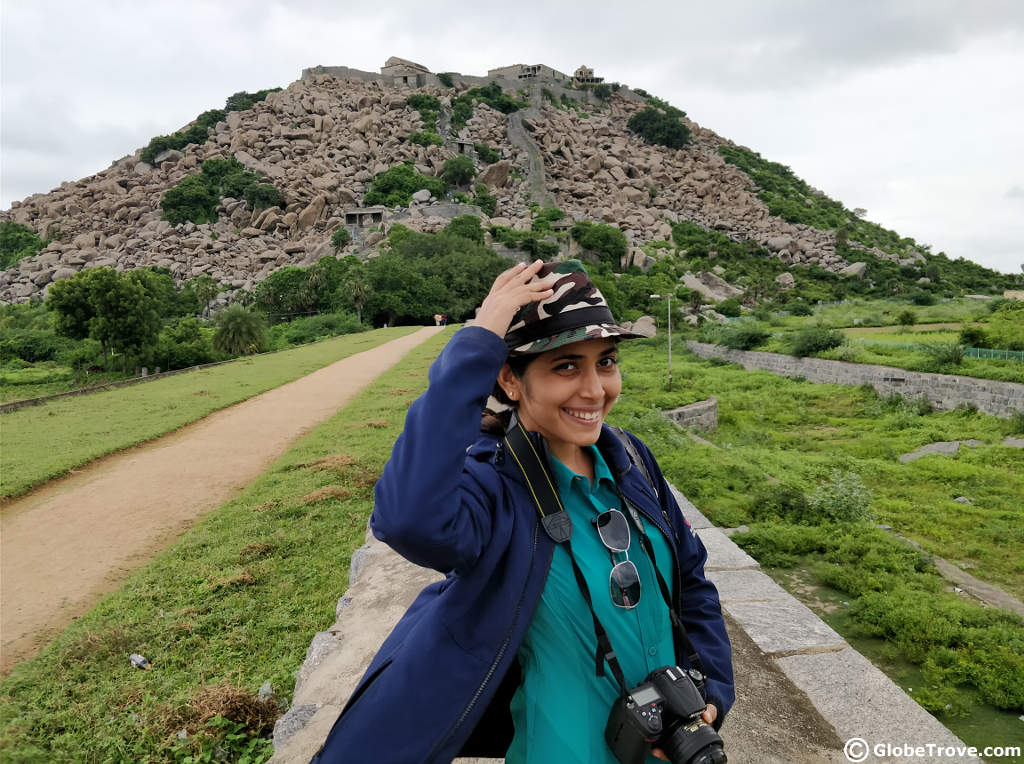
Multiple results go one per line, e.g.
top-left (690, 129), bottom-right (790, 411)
top-left (0, 59), bottom-right (958, 303)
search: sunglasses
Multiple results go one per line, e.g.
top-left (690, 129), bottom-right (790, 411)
top-left (592, 509), bottom-right (641, 609)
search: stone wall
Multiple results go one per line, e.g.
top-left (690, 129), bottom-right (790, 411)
top-left (686, 342), bottom-right (1024, 418)
top-left (664, 396), bottom-right (718, 431)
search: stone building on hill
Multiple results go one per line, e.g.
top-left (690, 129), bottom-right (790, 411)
top-left (380, 56), bottom-right (431, 87)
top-left (487, 63), bottom-right (572, 84)
top-left (573, 65), bottom-right (603, 85)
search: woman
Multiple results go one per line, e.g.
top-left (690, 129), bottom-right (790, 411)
top-left (313, 260), bottom-right (734, 763)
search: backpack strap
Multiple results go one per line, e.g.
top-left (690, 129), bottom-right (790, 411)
top-left (609, 426), bottom-right (658, 501)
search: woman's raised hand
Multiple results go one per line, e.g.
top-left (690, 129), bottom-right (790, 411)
top-left (475, 260), bottom-right (557, 339)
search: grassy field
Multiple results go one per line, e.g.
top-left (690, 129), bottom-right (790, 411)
top-left (772, 297), bottom-right (995, 329)
top-left (0, 326), bottom-right (418, 499)
top-left (0, 326), bottom-right (452, 762)
top-left (608, 334), bottom-right (1023, 747)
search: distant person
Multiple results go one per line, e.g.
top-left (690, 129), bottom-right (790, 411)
top-left (434, 313), bottom-right (442, 326)
top-left (441, 313), bottom-right (448, 326)
top-left (312, 260), bottom-right (734, 764)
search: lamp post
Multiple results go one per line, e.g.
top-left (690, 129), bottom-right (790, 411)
top-left (650, 293), bottom-right (672, 390)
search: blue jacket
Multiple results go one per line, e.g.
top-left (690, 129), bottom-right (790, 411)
top-left (312, 326), bottom-right (734, 763)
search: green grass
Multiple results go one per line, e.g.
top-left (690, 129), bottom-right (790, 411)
top-left (610, 335), bottom-right (1024, 598)
top-left (841, 329), bottom-right (961, 343)
top-left (0, 327), bottom-right (453, 762)
top-left (607, 334), bottom-right (1024, 743)
top-left (0, 327), bottom-right (418, 499)
top-left (772, 297), bottom-right (995, 330)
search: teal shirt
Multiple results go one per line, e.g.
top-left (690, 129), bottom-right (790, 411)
top-left (507, 445), bottom-right (675, 764)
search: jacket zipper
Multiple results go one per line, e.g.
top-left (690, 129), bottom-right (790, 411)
top-left (426, 517), bottom-right (541, 762)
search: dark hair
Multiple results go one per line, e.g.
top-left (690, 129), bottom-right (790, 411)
top-left (481, 353), bottom-right (538, 434)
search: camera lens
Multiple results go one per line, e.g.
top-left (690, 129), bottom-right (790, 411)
top-left (660, 719), bottom-right (727, 764)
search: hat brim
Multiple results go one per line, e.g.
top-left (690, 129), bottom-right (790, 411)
top-left (508, 323), bottom-right (645, 354)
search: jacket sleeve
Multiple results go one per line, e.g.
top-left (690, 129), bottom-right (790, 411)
top-left (633, 436), bottom-right (736, 722)
top-left (371, 326), bottom-right (508, 574)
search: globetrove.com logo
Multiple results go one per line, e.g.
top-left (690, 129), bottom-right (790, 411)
top-left (843, 737), bottom-right (1021, 762)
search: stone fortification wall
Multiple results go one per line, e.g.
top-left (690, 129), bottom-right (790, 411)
top-left (686, 342), bottom-right (1024, 418)
top-left (664, 396), bottom-right (718, 431)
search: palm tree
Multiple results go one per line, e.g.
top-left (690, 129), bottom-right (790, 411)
top-left (213, 304), bottom-right (267, 355)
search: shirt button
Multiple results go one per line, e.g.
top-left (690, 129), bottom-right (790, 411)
top-left (648, 646), bottom-right (658, 656)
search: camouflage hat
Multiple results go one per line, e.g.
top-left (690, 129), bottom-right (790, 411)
top-left (504, 260), bottom-right (643, 354)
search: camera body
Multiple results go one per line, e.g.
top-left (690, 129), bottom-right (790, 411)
top-left (605, 666), bottom-right (726, 764)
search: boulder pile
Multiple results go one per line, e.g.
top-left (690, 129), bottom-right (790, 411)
top-left (1, 69), bottom-right (858, 302)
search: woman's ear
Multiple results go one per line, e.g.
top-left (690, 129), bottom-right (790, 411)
top-left (496, 364), bottom-right (520, 402)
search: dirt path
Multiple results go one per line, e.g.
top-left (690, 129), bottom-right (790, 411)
top-left (0, 326), bottom-right (444, 673)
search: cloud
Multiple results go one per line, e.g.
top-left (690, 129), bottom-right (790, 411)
top-left (1008, 185), bottom-right (1024, 199)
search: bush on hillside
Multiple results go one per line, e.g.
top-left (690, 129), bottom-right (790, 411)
top-left (409, 131), bottom-right (443, 147)
top-left (160, 175), bottom-right (220, 226)
top-left (331, 227), bottom-right (351, 253)
top-left (790, 326), bottom-right (844, 357)
top-left (571, 220), bottom-right (627, 267)
top-left (716, 297), bottom-right (742, 317)
top-left (363, 164), bottom-right (446, 207)
top-left (474, 184), bottom-right (497, 216)
top-left (958, 325), bottom-right (989, 348)
top-left (787, 301), bottom-right (813, 316)
top-left (985, 300), bottom-right (1024, 350)
top-left (475, 144), bottom-right (500, 164)
top-left (442, 155), bottom-right (477, 188)
top-left (445, 215), bottom-right (484, 244)
top-left (718, 324), bottom-right (769, 350)
top-left (627, 107), bottom-right (691, 149)
top-left (0, 221), bottom-right (47, 270)
top-left (437, 72), bottom-right (454, 88)
top-left (910, 290), bottom-right (937, 306)
top-left (243, 183), bottom-right (283, 211)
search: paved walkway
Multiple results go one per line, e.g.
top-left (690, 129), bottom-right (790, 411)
top-left (0, 326), bottom-right (444, 672)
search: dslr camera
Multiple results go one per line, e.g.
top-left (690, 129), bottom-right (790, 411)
top-left (605, 665), bottom-right (727, 764)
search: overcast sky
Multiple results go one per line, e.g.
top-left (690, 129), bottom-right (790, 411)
top-left (2, 0), bottom-right (1023, 273)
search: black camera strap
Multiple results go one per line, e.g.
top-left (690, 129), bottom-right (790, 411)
top-left (504, 417), bottom-right (631, 698)
top-left (503, 417), bottom-right (707, 690)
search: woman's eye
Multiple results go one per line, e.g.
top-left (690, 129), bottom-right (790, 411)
top-left (555, 362), bottom-right (578, 372)
top-left (598, 357), bottom-right (619, 368)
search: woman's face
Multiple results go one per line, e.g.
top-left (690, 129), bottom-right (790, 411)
top-left (499, 338), bottom-right (621, 452)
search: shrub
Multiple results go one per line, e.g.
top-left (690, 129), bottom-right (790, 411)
top-left (910, 290), bottom-right (936, 306)
top-left (212, 304), bottom-right (267, 355)
top-left (405, 93), bottom-right (441, 112)
top-left (409, 131), bottom-right (443, 146)
top-left (807, 470), bottom-right (873, 523)
top-left (160, 174), bottom-right (219, 225)
top-left (1009, 410), bottom-right (1024, 435)
top-left (716, 297), bottom-right (742, 317)
top-left (244, 183), bottom-right (283, 211)
top-left (985, 300), bottom-right (1024, 350)
top-left (750, 484), bottom-right (813, 524)
top-left (364, 164), bottom-right (446, 208)
top-left (790, 326), bottom-right (844, 357)
top-left (787, 301), bottom-right (813, 316)
top-left (442, 155), bottom-right (477, 187)
top-left (474, 184), bottom-right (497, 216)
top-left (531, 207), bottom-right (565, 233)
top-left (437, 72), bottom-right (454, 88)
top-left (0, 221), bottom-right (47, 269)
top-left (593, 83), bottom-right (612, 100)
top-left (958, 325), bottom-right (989, 348)
top-left (895, 309), bottom-right (917, 328)
top-left (475, 144), bottom-right (500, 164)
top-left (718, 324), bottom-right (769, 350)
top-left (627, 107), bottom-right (691, 149)
top-left (920, 342), bottom-right (965, 369)
top-left (224, 88), bottom-right (280, 113)
top-left (331, 228), bottom-right (351, 253)
top-left (445, 215), bottom-right (484, 244)
top-left (571, 221), bottom-right (627, 266)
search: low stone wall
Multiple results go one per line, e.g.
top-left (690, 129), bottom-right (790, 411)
top-left (664, 396), bottom-right (717, 431)
top-left (687, 342), bottom-right (1024, 418)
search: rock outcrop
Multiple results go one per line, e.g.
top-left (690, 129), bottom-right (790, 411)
top-left (1, 66), bottom-right (857, 303)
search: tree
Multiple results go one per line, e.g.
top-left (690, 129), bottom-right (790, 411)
top-left (253, 266), bottom-right (315, 319)
top-left (626, 107), bottom-right (691, 149)
top-left (445, 215), bottom-right (484, 244)
top-left (1, 221), bottom-right (46, 269)
top-left (187, 274), bottom-right (221, 317)
top-left (337, 271), bottom-right (369, 323)
top-left (442, 156), bottom-right (477, 188)
top-left (213, 304), bottom-right (267, 355)
top-left (47, 267), bottom-right (160, 368)
top-left (593, 83), bottom-right (612, 101)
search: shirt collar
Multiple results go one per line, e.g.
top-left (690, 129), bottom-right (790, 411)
top-left (549, 443), bottom-right (616, 496)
